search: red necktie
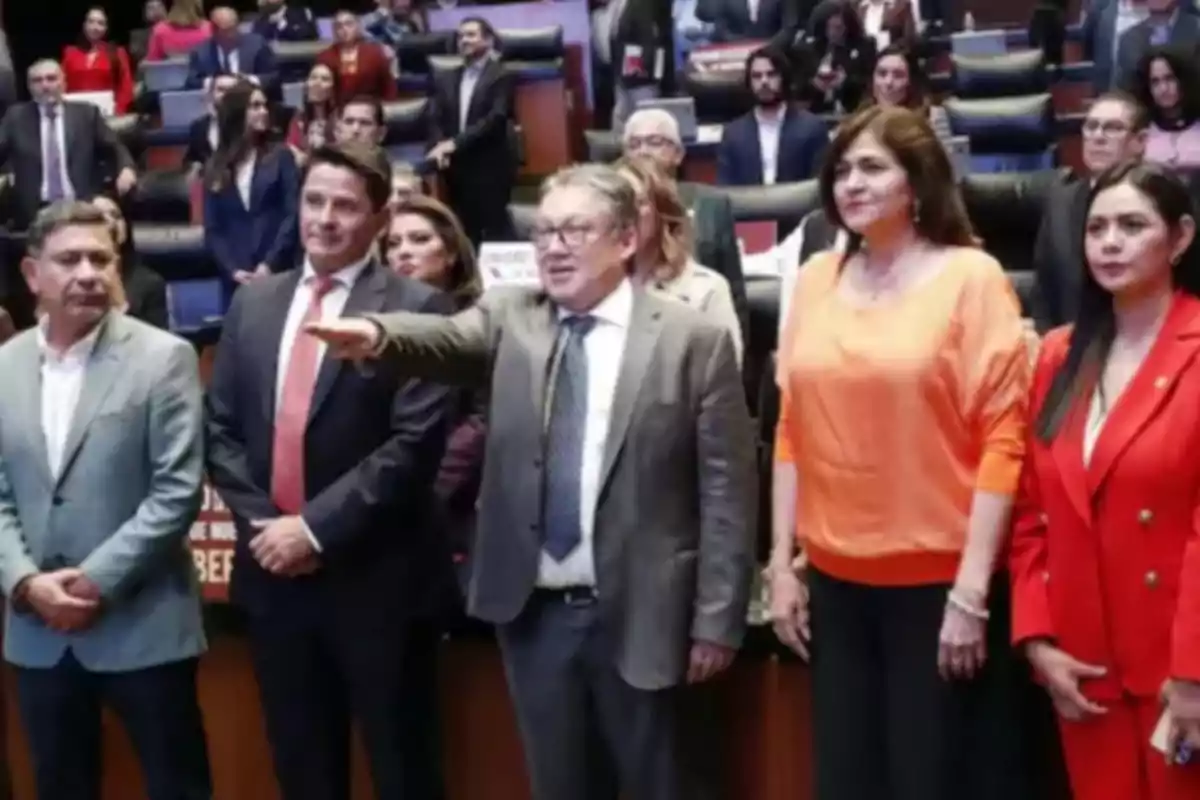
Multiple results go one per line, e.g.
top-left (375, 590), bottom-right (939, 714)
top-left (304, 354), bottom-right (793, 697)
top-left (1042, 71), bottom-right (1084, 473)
top-left (271, 275), bottom-right (335, 514)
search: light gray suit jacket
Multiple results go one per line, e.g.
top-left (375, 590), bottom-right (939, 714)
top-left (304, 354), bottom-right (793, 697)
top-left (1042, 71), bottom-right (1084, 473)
top-left (0, 314), bottom-right (207, 672)
top-left (371, 286), bottom-right (757, 690)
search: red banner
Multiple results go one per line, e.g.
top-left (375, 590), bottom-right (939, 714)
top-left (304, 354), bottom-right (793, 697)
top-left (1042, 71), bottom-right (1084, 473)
top-left (191, 481), bottom-right (235, 602)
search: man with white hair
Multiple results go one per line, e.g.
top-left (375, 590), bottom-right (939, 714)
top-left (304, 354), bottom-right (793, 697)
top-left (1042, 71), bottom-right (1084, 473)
top-left (621, 107), bottom-right (747, 341)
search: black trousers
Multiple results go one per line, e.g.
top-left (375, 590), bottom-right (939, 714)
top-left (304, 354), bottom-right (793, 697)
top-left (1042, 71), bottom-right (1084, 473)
top-left (807, 570), bottom-right (1038, 800)
top-left (248, 613), bottom-right (445, 800)
top-left (14, 652), bottom-right (212, 800)
top-left (497, 591), bottom-right (694, 800)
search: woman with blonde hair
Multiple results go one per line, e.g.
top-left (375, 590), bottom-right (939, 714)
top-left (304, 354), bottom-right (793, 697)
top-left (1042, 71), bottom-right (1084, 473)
top-left (614, 155), bottom-right (743, 362)
top-left (146, 0), bottom-right (212, 61)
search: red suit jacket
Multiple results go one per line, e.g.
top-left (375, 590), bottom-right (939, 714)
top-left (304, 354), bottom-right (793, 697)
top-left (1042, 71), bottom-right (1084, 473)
top-left (1011, 292), bottom-right (1200, 701)
top-left (314, 42), bottom-right (398, 102)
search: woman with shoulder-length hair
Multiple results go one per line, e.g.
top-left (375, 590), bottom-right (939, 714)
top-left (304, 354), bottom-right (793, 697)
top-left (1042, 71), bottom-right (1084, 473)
top-left (613, 155), bottom-right (743, 363)
top-left (203, 79), bottom-right (299, 308)
top-left (767, 105), bottom-right (1033, 799)
top-left (1011, 161), bottom-right (1200, 800)
top-left (864, 42), bottom-right (953, 139)
top-left (145, 0), bottom-right (212, 61)
top-left (1130, 46), bottom-right (1200, 169)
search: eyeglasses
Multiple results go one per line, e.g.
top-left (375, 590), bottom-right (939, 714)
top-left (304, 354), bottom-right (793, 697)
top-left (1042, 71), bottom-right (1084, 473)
top-left (530, 222), bottom-right (603, 250)
top-left (1082, 119), bottom-right (1131, 137)
top-left (624, 135), bottom-right (676, 150)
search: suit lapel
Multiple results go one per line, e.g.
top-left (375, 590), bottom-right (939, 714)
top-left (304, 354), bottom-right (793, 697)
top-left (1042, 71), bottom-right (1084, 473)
top-left (12, 335), bottom-right (53, 488)
top-left (1087, 294), bottom-right (1200, 496)
top-left (307, 262), bottom-right (389, 423)
top-left (777, 108), bottom-right (797, 182)
top-left (247, 150), bottom-right (271, 213)
top-left (55, 316), bottom-right (131, 487)
top-left (597, 291), bottom-right (662, 491)
top-left (260, 271), bottom-right (303, 424)
top-left (1048, 397), bottom-right (1092, 526)
top-left (529, 295), bottom-right (559, 434)
top-left (747, 116), bottom-right (765, 185)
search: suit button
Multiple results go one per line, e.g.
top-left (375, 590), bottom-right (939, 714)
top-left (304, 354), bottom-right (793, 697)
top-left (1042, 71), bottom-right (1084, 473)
top-left (1138, 509), bottom-right (1154, 525)
top-left (1039, 513), bottom-right (1049, 525)
top-left (1145, 571), bottom-right (1160, 589)
top-left (1041, 570), bottom-right (1050, 583)
top-left (51, 497), bottom-right (62, 506)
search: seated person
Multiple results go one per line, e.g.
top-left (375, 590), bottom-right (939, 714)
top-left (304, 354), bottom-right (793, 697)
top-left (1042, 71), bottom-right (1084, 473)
top-left (286, 63), bottom-right (340, 162)
top-left (186, 6), bottom-right (278, 90)
top-left (131, 0), bottom-right (168, 63)
top-left (389, 161), bottom-right (424, 210)
top-left (146, 0), bottom-right (212, 61)
top-left (1115, 0), bottom-right (1200, 91)
top-left (792, 0), bottom-right (876, 114)
top-left (717, 46), bottom-right (829, 187)
top-left (696, 0), bottom-right (804, 45)
top-left (335, 95), bottom-right (387, 146)
top-left (362, 0), bottom-right (429, 49)
top-left (202, 79), bottom-right (300, 307)
top-left (863, 42), bottom-right (951, 136)
top-left (1130, 45), bottom-right (1200, 168)
top-left (92, 193), bottom-right (169, 329)
top-left (317, 9), bottom-right (399, 102)
top-left (251, 0), bottom-right (319, 42)
top-left (183, 73), bottom-right (240, 173)
top-left (859, 0), bottom-right (916, 49)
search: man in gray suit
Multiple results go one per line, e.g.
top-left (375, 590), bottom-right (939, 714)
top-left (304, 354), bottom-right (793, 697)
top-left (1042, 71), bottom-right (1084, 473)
top-left (307, 163), bottom-right (757, 800)
top-left (0, 202), bottom-right (211, 800)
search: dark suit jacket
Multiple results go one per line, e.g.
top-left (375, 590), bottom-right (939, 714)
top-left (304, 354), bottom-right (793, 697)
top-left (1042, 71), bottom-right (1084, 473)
top-left (697, 0), bottom-right (806, 44)
top-left (251, 5), bottom-right (319, 42)
top-left (123, 262), bottom-right (169, 329)
top-left (716, 106), bottom-right (829, 186)
top-left (612, 0), bottom-right (675, 90)
top-left (202, 145), bottom-right (300, 287)
top-left (430, 58), bottom-right (515, 173)
top-left (0, 101), bottom-right (135, 230)
top-left (205, 262), bottom-right (456, 620)
top-left (792, 35), bottom-right (877, 113)
top-left (185, 32), bottom-right (279, 90)
top-left (1116, 14), bottom-right (1200, 91)
top-left (182, 114), bottom-right (215, 168)
top-left (368, 287), bottom-right (757, 690)
top-left (128, 27), bottom-right (151, 65)
top-left (796, 208), bottom-right (840, 265)
top-left (1030, 174), bottom-right (1088, 331)
top-left (678, 181), bottom-right (747, 340)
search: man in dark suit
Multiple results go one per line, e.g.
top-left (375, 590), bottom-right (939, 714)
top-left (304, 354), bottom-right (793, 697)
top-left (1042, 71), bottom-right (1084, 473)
top-left (427, 17), bottom-right (515, 248)
top-left (717, 46), bottom-right (829, 187)
top-left (205, 142), bottom-right (454, 800)
top-left (622, 108), bottom-right (748, 341)
top-left (182, 73), bottom-right (239, 172)
top-left (251, 0), bottom-right (320, 42)
top-left (1031, 92), bottom-right (1147, 330)
top-left (697, 0), bottom-right (807, 44)
top-left (185, 6), bottom-right (279, 91)
top-left (129, 0), bottom-right (167, 64)
top-left (1115, 0), bottom-right (1200, 89)
top-left (307, 162), bottom-right (756, 800)
top-left (608, 0), bottom-right (674, 128)
top-left (0, 60), bottom-right (137, 231)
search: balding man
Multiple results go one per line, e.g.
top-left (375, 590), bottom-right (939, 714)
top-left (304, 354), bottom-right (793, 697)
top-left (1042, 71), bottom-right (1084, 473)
top-left (0, 60), bottom-right (136, 231)
top-left (186, 6), bottom-right (278, 90)
top-left (621, 108), bottom-right (746, 343)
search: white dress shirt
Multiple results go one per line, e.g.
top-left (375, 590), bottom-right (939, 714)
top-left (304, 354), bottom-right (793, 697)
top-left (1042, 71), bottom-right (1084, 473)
top-left (39, 103), bottom-right (76, 202)
top-left (747, 0), bottom-right (762, 23)
top-left (235, 152), bottom-right (256, 209)
top-left (458, 55), bottom-right (491, 133)
top-left (39, 322), bottom-right (103, 478)
top-left (207, 119), bottom-right (219, 152)
top-left (536, 279), bottom-right (633, 588)
top-left (862, 0), bottom-right (891, 48)
top-left (219, 46), bottom-right (241, 75)
top-left (754, 106), bottom-right (785, 185)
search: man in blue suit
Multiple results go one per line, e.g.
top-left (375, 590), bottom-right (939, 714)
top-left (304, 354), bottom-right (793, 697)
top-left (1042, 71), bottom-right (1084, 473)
top-left (1081, 0), bottom-right (1198, 90)
top-left (186, 6), bottom-right (279, 91)
top-left (716, 46), bottom-right (829, 187)
top-left (0, 201), bottom-right (211, 800)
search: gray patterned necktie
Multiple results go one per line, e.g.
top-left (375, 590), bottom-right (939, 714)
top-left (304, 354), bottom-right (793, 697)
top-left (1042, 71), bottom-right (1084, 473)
top-left (42, 106), bottom-right (65, 202)
top-left (541, 314), bottom-right (596, 562)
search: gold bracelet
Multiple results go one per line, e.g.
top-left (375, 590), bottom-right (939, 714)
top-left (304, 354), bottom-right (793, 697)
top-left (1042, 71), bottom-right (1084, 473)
top-left (947, 590), bottom-right (990, 621)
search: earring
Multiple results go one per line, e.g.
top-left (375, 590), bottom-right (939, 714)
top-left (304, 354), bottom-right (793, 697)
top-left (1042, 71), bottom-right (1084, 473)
top-left (912, 200), bottom-right (922, 224)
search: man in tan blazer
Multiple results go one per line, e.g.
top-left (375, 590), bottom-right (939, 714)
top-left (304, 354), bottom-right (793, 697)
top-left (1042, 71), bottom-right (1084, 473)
top-left (308, 162), bottom-right (757, 800)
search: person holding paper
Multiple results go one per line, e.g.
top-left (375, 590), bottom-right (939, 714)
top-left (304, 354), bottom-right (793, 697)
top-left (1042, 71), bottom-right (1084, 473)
top-left (1010, 161), bottom-right (1200, 800)
top-left (62, 8), bottom-right (135, 114)
top-left (306, 162), bottom-right (756, 800)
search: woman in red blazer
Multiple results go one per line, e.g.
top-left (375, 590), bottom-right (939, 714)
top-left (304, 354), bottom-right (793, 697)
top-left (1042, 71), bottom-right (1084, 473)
top-left (62, 7), bottom-right (135, 114)
top-left (314, 9), bottom-right (398, 103)
top-left (1011, 161), bottom-right (1200, 800)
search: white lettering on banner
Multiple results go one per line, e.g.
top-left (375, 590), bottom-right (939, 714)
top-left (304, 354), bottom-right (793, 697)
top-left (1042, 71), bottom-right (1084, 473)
top-left (478, 242), bottom-right (540, 290)
top-left (193, 479), bottom-right (236, 600)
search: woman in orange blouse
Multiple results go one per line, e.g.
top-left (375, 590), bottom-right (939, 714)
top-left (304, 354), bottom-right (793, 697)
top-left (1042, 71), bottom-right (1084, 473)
top-left (1011, 162), bottom-right (1200, 800)
top-left (62, 7), bottom-right (135, 114)
top-left (767, 106), bottom-right (1032, 799)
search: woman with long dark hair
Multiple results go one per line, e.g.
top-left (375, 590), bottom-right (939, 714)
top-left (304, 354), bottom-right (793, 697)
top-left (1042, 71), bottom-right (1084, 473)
top-left (864, 42), bottom-right (952, 139)
top-left (792, 0), bottom-right (877, 113)
top-left (1011, 161), bottom-right (1200, 800)
top-left (61, 7), bottom-right (135, 113)
top-left (1130, 46), bottom-right (1200, 168)
top-left (203, 79), bottom-right (299, 307)
top-left (285, 63), bottom-right (340, 162)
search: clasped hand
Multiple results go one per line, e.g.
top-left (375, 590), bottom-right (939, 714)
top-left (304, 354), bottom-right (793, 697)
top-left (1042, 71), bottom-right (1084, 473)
top-left (250, 516), bottom-right (320, 577)
top-left (22, 569), bottom-right (102, 632)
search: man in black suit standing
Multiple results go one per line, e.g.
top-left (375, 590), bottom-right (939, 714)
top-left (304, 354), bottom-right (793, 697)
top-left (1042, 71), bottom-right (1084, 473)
top-left (1030, 92), bottom-right (1146, 330)
top-left (0, 60), bottom-right (136, 231)
top-left (205, 142), bottom-right (454, 800)
top-left (427, 17), bottom-right (515, 247)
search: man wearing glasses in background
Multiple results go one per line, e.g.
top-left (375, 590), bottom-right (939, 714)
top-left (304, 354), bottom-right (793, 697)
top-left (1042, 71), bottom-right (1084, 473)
top-left (1030, 91), bottom-right (1147, 331)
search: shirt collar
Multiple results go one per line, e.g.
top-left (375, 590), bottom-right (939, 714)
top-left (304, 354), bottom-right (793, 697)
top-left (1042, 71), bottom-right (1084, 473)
top-left (754, 105), bottom-right (786, 126)
top-left (557, 277), bottom-right (633, 328)
top-left (300, 255), bottom-right (371, 290)
top-left (37, 315), bottom-right (104, 365)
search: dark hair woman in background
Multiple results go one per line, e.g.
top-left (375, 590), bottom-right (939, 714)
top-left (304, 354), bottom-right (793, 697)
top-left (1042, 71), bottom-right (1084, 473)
top-left (793, 0), bottom-right (877, 114)
top-left (203, 79), bottom-right (299, 307)
top-left (866, 42), bottom-right (952, 138)
top-left (1011, 162), bottom-right (1200, 800)
top-left (62, 7), bottom-right (135, 113)
top-left (285, 62), bottom-right (340, 163)
top-left (92, 193), bottom-right (169, 329)
top-left (1131, 46), bottom-right (1200, 169)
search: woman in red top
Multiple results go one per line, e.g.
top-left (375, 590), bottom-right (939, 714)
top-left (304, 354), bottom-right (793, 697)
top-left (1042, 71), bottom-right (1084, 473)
top-left (61, 7), bottom-right (135, 113)
top-left (1011, 161), bottom-right (1200, 800)
top-left (315, 9), bottom-right (398, 102)
top-left (285, 63), bottom-right (339, 162)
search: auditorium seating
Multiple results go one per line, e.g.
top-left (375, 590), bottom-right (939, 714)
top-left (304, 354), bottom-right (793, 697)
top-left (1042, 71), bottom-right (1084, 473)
top-left (945, 94), bottom-right (1056, 172)
top-left (949, 49), bottom-right (1049, 98)
top-left (680, 68), bottom-right (752, 124)
top-left (128, 168), bottom-right (193, 225)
